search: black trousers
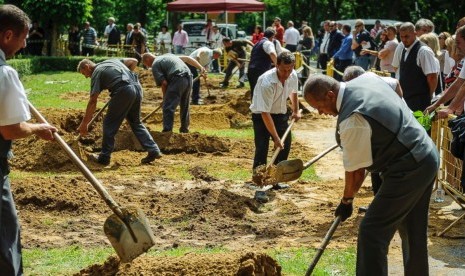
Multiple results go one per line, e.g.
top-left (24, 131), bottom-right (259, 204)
top-left (317, 53), bottom-right (329, 70)
top-left (247, 68), bottom-right (267, 100)
top-left (357, 151), bottom-right (439, 275)
top-left (252, 113), bottom-right (291, 170)
top-left (0, 163), bottom-right (23, 275)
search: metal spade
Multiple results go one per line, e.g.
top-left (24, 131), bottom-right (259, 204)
top-left (29, 102), bottom-right (155, 263)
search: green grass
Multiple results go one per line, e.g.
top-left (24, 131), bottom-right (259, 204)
top-left (268, 247), bottom-right (356, 275)
top-left (22, 71), bottom-right (90, 109)
top-left (194, 128), bottom-right (255, 140)
top-left (23, 245), bottom-right (113, 275)
top-left (23, 245), bottom-right (355, 275)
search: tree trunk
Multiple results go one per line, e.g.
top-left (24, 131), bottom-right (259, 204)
top-left (50, 22), bottom-right (58, 56)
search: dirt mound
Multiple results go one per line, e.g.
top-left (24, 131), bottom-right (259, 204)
top-left (151, 131), bottom-right (230, 154)
top-left (77, 252), bottom-right (281, 276)
top-left (189, 166), bottom-right (219, 182)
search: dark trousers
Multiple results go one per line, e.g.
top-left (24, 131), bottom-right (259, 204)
top-left (163, 75), bottom-right (192, 133)
top-left (222, 53), bottom-right (245, 86)
top-left (317, 53), bottom-right (329, 70)
top-left (82, 46), bottom-right (94, 56)
top-left (0, 165), bottom-right (23, 276)
top-left (212, 59), bottom-right (220, 72)
top-left (101, 84), bottom-right (160, 161)
top-left (371, 172), bottom-right (382, 195)
top-left (285, 44), bottom-right (297, 52)
top-left (187, 64), bottom-right (200, 103)
top-left (357, 151), bottom-right (439, 276)
top-left (252, 113), bottom-right (291, 170)
top-left (334, 59), bottom-right (353, 81)
top-left (247, 68), bottom-right (267, 99)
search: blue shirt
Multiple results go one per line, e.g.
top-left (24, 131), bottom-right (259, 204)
top-left (333, 34), bottom-right (353, 61)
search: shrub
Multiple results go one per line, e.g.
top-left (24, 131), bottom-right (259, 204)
top-left (7, 56), bottom-right (110, 76)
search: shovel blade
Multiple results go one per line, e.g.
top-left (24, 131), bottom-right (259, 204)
top-left (275, 159), bottom-right (304, 182)
top-left (104, 207), bottom-right (155, 263)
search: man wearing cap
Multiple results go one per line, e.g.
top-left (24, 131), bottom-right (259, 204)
top-left (104, 17), bottom-right (120, 46)
top-left (247, 27), bottom-right (278, 98)
top-left (273, 17), bottom-right (285, 46)
top-left (188, 47), bottom-right (222, 104)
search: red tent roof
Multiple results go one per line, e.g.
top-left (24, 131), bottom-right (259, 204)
top-left (167, 0), bottom-right (266, 13)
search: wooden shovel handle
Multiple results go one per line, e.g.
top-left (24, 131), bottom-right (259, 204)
top-left (28, 102), bottom-right (126, 220)
top-left (267, 110), bottom-right (302, 169)
top-left (303, 143), bottom-right (339, 170)
top-left (305, 216), bottom-right (342, 276)
top-left (77, 101), bottom-right (110, 140)
top-left (141, 103), bottom-right (162, 122)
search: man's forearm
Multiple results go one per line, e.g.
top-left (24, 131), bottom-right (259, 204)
top-left (426, 73), bottom-right (438, 98)
top-left (343, 168), bottom-right (366, 198)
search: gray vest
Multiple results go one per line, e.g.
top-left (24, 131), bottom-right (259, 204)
top-left (336, 76), bottom-right (435, 172)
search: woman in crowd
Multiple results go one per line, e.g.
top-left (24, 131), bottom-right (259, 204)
top-left (251, 25), bottom-right (264, 44)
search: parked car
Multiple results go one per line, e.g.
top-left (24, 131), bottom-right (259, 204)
top-left (181, 21), bottom-right (239, 47)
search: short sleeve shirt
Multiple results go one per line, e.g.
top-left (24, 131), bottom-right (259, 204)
top-left (190, 47), bottom-right (213, 67)
top-left (0, 50), bottom-right (31, 126)
top-left (90, 59), bottom-right (127, 95)
top-left (249, 67), bottom-right (298, 114)
top-left (152, 54), bottom-right (190, 86)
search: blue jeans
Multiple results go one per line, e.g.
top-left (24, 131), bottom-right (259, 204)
top-left (355, 55), bottom-right (371, 70)
top-left (174, 45), bottom-right (184, 55)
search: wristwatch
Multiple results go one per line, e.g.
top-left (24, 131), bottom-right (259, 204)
top-left (342, 197), bottom-right (354, 204)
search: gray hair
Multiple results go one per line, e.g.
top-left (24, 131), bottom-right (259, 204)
top-left (77, 59), bottom-right (95, 72)
top-left (415, 18), bottom-right (435, 33)
top-left (343, 66), bottom-right (365, 82)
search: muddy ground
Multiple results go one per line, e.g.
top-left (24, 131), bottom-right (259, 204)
top-left (12, 70), bottom-right (465, 275)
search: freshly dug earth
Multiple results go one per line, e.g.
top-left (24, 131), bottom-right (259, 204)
top-left (77, 252), bottom-right (281, 276)
top-left (14, 72), bottom-right (465, 274)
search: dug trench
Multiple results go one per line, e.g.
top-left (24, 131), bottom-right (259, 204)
top-left (12, 72), bottom-right (465, 274)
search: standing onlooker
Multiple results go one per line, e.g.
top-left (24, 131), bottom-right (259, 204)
top-left (318, 20), bottom-right (331, 70)
top-left (283, 20), bottom-right (300, 52)
top-left (68, 25), bottom-right (81, 56)
top-left (142, 53), bottom-right (205, 133)
top-left (351, 19), bottom-right (374, 70)
top-left (298, 20), bottom-right (308, 34)
top-left (156, 25), bottom-right (171, 54)
top-left (251, 25), bottom-right (264, 44)
top-left (248, 28), bottom-right (278, 98)
top-left (201, 19), bottom-right (214, 46)
top-left (172, 24), bottom-right (189, 55)
top-left (370, 20), bottom-right (382, 39)
top-left (0, 5), bottom-right (58, 275)
top-left (273, 17), bottom-right (285, 46)
top-left (394, 22), bottom-right (439, 111)
top-left (298, 26), bottom-right (315, 79)
top-left (131, 24), bottom-right (146, 63)
top-left (219, 37), bottom-right (254, 88)
top-left (209, 25), bottom-right (223, 73)
top-left (81, 21), bottom-right (98, 56)
top-left (104, 16), bottom-right (121, 46)
top-left (327, 21), bottom-right (344, 58)
top-left (188, 47), bottom-right (222, 104)
top-left (125, 23), bottom-right (134, 46)
top-left (27, 21), bottom-right (45, 56)
top-left (332, 24), bottom-right (353, 81)
top-left (437, 32), bottom-right (452, 90)
top-left (419, 33), bottom-right (442, 95)
top-left (250, 51), bottom-right (301, 202)
top-left (377, 26), bottom-right (398, 77)
top-left (303, 73), bottom-right (438, 276)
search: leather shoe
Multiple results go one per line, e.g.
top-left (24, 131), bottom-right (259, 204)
top-left (254, 191), bottom-right (269, 203)
top-left (141, 151), bottom-right (162, 164)
top-left (88, 153), bottom-right (110, 166)
top-left (219, 83), bottom-right (228, 88)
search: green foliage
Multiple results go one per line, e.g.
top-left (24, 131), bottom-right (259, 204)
top-left (413, 110), bottom-right (435, 131)
top-left (7, 56), bottom-right (108, 76)
top-left (23, 0), bottom-right (92, 26)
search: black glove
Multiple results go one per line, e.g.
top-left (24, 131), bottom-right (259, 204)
top-left (335, 198), bottom-right (353, 222)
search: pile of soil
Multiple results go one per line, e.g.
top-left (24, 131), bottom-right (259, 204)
top-left (77, 252), bottom-right (281, 276)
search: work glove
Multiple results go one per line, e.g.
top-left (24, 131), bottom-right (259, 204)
top-left (335, 198), bottom-right (353, 222)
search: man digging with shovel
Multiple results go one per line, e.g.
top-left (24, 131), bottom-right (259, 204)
top-left (250, 51), bottom-right (301, 203)
top-left (77, 58), bottom-right (162, 165)
top-left (0, 5), bottom-right (57, 274)
top-left (303, 74), bottom-right (438, 275)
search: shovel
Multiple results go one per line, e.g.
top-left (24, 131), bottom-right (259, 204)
top-left (141, 102), bottom-right (162, 123)
top-left (252, 111), bottom-right (301, 186)
top-left (76, 101), bottom-right (110, 159)
top-left (305, 216), bottom-right (341, 276)
top-left (28, 102), bottom-right (155, 263)
top-left (274, 143), bottom-right (339, 183)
